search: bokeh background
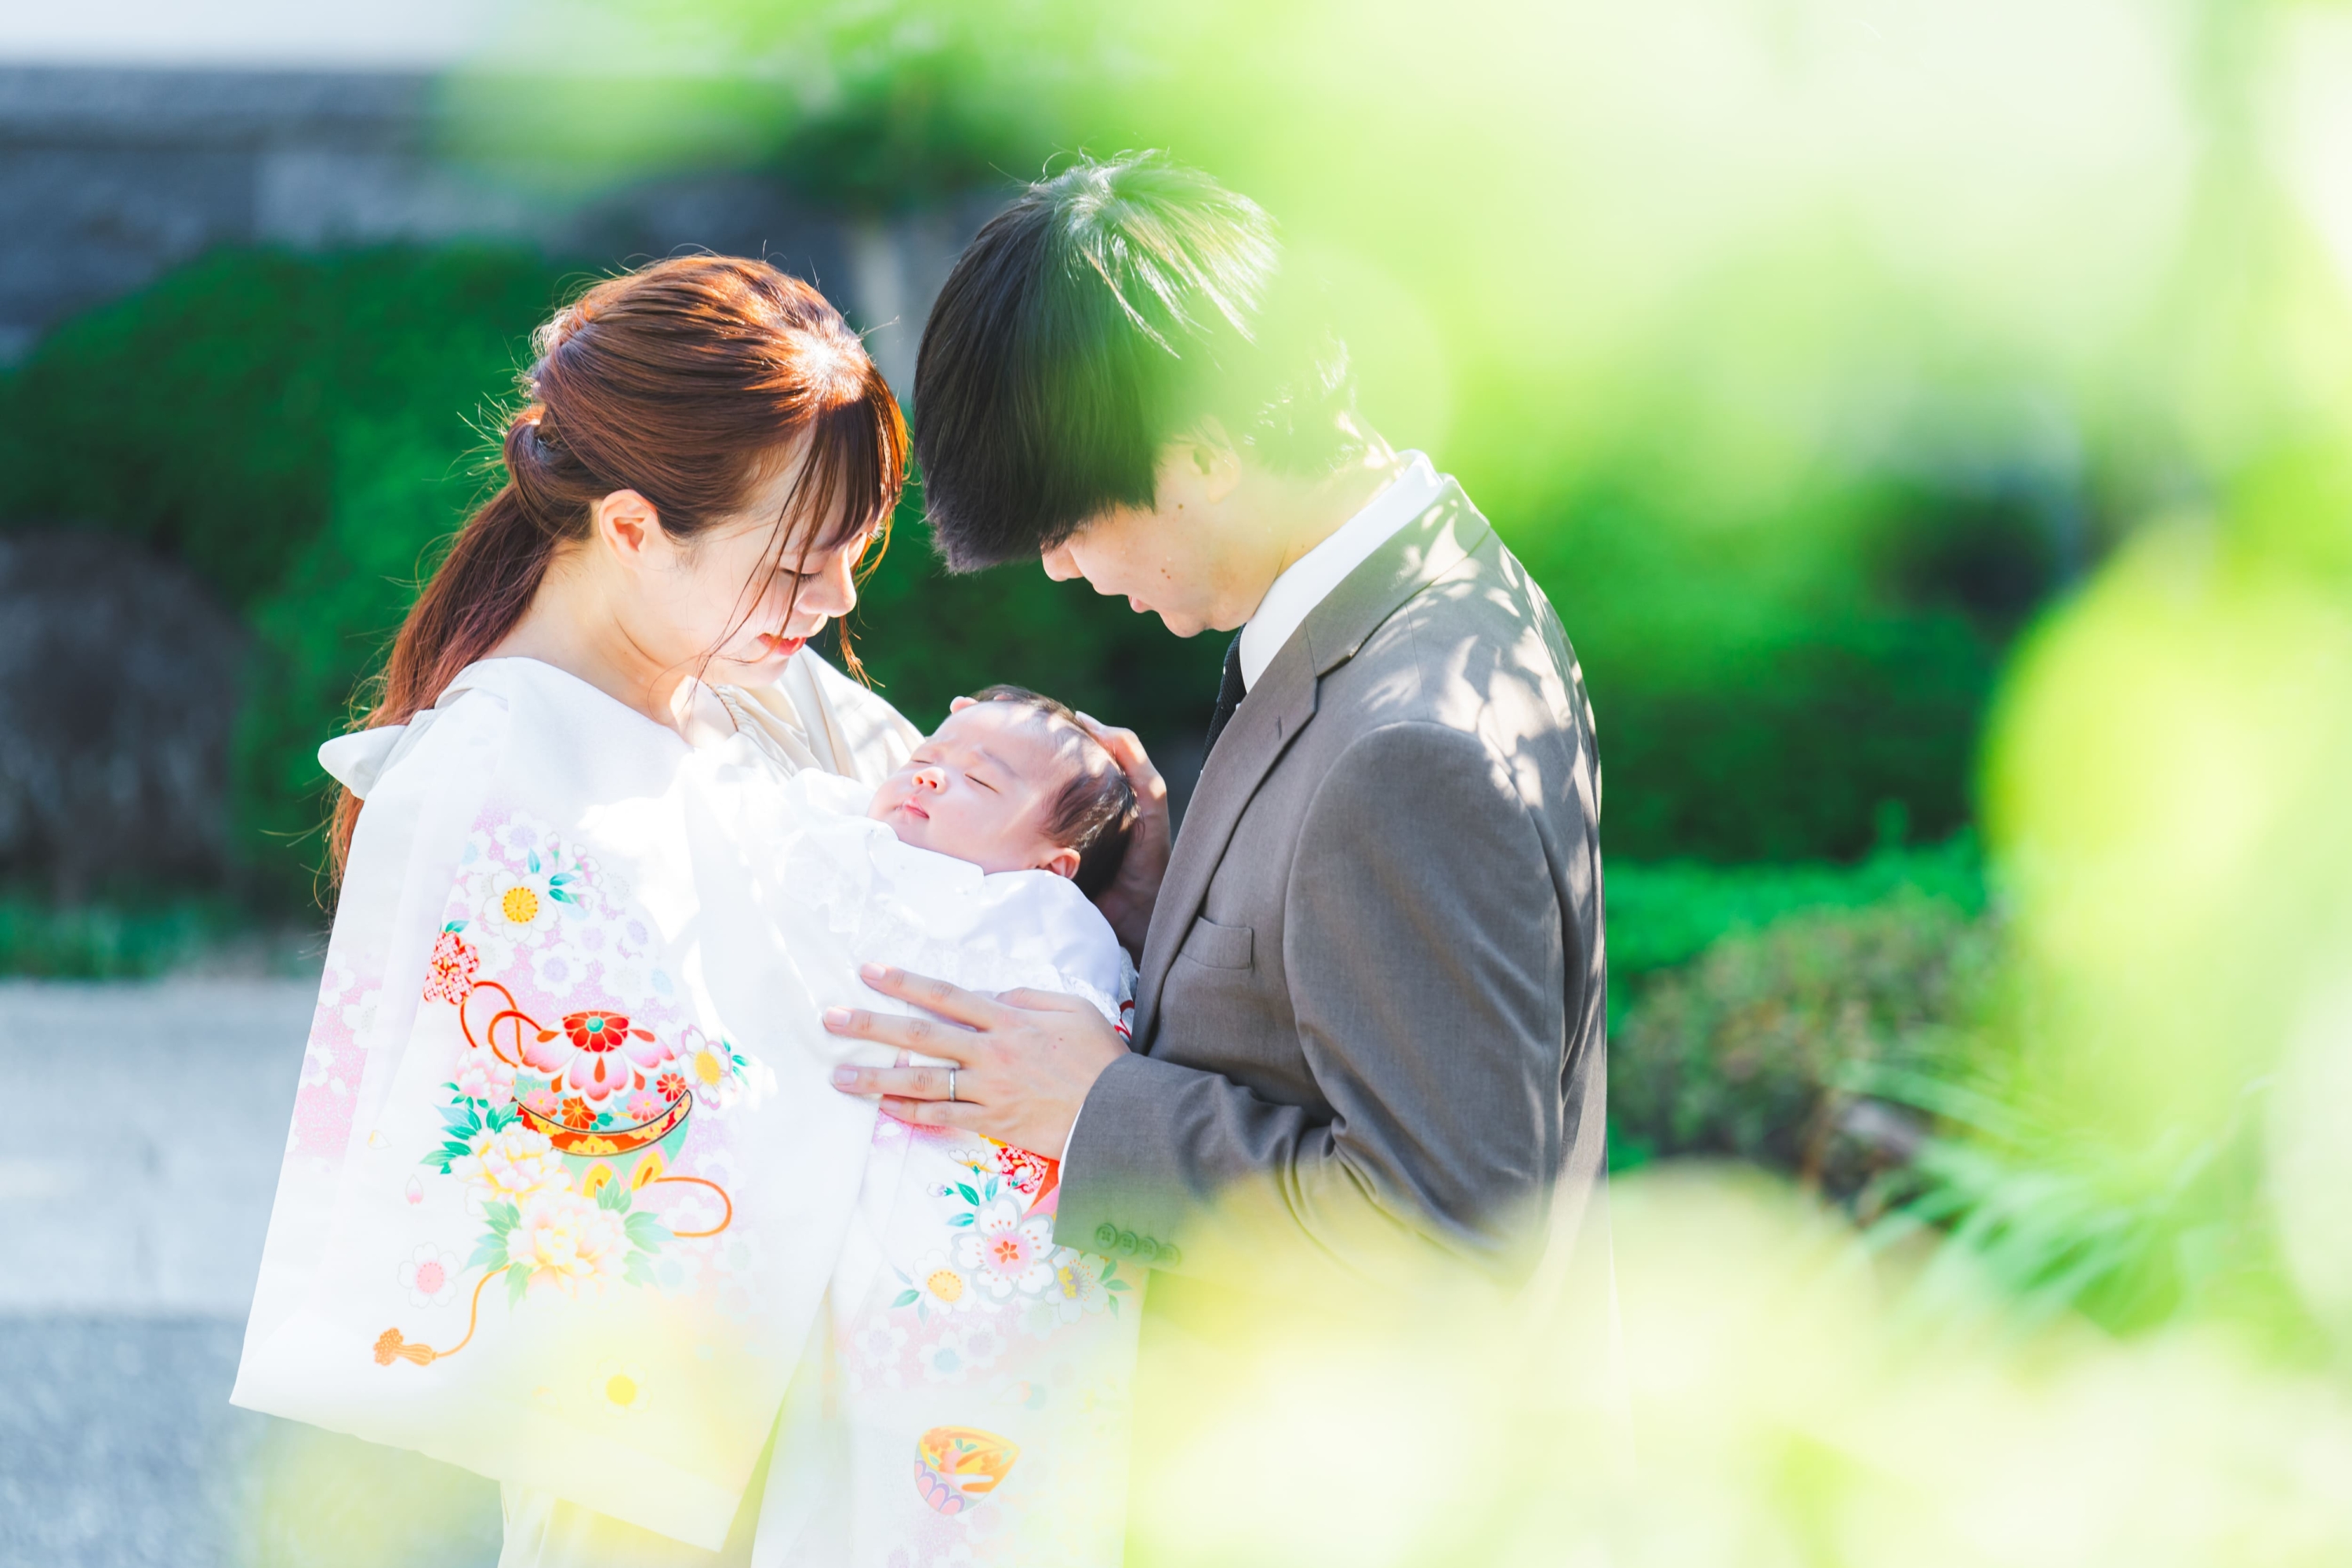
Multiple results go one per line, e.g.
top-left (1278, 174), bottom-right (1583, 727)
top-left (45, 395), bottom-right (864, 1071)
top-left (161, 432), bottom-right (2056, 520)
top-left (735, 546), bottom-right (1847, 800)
top-left (7, 1), bottom-right (2352, 1564)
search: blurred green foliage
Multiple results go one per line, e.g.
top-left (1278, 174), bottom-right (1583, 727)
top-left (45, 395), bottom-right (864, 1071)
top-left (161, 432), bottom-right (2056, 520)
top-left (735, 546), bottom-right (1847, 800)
top-left (0, 887), bottom-right (253, 978)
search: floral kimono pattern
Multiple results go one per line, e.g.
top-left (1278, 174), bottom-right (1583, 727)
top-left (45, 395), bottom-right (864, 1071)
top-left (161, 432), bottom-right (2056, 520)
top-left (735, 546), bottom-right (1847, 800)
top-left (369, 811), bottom-right (771, 1370)
top-left (235, 659), bottom-right (887, 1551)
top-left (815, 1036), bottom-right (1142, 1566)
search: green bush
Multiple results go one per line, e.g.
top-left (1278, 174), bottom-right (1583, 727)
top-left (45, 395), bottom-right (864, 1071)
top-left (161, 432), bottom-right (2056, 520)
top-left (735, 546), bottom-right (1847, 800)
top-left (1604, 835), bottom-right (1985, 992)
top-left (0, 245), bottom-right (564, 613)
top-left (1608, 887), bottom-right (1998, 1196)
top-left (1512, 476), bottom-right (2040, 862)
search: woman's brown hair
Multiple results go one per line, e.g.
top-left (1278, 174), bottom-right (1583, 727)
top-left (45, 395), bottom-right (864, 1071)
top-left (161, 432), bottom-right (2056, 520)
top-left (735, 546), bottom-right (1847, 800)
top-left (329, 255), bottom-right (907, 878)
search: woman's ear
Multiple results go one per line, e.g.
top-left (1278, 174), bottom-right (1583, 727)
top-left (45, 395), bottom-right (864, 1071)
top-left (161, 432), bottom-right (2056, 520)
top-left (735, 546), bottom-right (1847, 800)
top-left (593, 489), bottom-right (665, 567)
top-left (1037, 845), bottom-right (1082, 880)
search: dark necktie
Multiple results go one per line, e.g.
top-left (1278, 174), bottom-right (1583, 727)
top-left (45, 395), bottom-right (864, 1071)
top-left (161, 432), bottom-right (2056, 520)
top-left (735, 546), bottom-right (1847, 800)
top-left (1203, 633), bottom-right (1247, 757)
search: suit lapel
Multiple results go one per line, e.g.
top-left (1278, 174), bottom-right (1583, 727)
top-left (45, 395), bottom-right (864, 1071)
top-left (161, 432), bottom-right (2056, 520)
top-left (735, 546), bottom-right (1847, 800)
top-left (1131, 482), bottom-right (1495, 1047)
top-left (1132, 652), bottom-right (1316, 1045)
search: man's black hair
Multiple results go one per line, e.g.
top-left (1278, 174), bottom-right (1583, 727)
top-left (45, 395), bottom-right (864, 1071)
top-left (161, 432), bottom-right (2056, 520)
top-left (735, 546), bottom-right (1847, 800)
top-left (912, 152), bottom-right (1362, 571)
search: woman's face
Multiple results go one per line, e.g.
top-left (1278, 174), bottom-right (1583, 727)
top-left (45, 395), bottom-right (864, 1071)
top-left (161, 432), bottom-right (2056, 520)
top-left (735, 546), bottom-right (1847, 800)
top-left (632, 448), bottom-right (880, 689)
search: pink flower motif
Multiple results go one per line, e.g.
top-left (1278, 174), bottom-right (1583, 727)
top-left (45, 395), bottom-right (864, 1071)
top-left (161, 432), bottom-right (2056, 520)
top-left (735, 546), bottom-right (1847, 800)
top-left (398, 1243), bottom-right (461, 1307)
top-left (621, 1089), bottom-right (667, 1123)
top-left (953, 1200), bottom-right (1056, 1298)
top-left (421, 930), bottom-right (478, 1004)
top-left (519, 1010), bottom-right (672, 1105)
top-left (520, 1084), bottom-right (563, 1120)
top-left (453, 1047), bottom-right (516, 1107)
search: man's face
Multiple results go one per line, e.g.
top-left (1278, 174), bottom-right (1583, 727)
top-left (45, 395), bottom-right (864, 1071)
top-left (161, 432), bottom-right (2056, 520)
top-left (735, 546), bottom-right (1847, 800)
top-left (866, 702), bottom-right (1074, 876)
top-left (1040, 440), bottom-right (1262, 639)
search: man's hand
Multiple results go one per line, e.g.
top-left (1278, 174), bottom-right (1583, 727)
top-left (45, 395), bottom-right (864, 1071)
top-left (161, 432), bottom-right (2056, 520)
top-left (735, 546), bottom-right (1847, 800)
top-left (825, 964), bottom-right (1131, 1157)
top-left (1072, 713), bottom-right (1169, 953)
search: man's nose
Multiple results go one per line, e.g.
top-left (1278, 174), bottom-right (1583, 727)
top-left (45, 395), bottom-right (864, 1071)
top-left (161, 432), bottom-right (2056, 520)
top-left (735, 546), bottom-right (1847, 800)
top-left (1040, 542), bottom-right (1079, 583)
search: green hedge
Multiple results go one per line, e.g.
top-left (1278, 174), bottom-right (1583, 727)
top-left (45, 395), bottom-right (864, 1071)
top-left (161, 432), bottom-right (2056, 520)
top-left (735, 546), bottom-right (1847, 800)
top-left (0, 245), bottom-right (2029, 895)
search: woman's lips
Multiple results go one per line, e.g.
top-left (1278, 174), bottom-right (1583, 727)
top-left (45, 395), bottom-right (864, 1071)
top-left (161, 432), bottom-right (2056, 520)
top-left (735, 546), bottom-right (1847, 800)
top-left (755, 633), bottom-right (808, 659)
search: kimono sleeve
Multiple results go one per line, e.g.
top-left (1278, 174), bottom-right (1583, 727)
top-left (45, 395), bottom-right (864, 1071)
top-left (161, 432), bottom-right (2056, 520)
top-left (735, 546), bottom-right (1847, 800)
top-left (234, 688), bottom-right (511, 1390)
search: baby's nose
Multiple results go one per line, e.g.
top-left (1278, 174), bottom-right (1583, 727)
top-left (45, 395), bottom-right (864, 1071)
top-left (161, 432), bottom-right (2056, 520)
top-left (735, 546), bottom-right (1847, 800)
top-left (913, 765), bottom-right (948, 793)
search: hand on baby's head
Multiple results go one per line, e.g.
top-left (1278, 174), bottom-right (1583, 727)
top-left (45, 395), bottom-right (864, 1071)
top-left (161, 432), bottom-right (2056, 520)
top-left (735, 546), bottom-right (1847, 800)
top-left (866, 686), bottom-right (1138, 894)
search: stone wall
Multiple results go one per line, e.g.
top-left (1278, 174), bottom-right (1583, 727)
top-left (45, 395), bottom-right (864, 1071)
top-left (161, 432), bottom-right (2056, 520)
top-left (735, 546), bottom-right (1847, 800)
top-left (0, 64), bottom-right (985, 386)
top-left (0, 532), bottom-right (247, 901)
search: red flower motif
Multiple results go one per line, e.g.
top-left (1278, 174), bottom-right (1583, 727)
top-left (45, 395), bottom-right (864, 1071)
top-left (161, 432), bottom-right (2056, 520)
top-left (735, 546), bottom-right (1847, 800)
top-left (558, 1095), bottom-right (597, 1130)
top-left (561, 1011), bottom-right (647, 1051)
top-left (991, 1141), bottom-right (1055, 1196)
top-left (656, 1070), bottom-right (690, 1103)
top-left (421, 930), bottom-right (479, 1004)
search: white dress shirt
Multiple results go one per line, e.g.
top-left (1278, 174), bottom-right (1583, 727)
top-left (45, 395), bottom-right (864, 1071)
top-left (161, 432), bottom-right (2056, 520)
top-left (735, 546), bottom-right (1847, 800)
top-left (1236, 450), bottom-right (1445, 689)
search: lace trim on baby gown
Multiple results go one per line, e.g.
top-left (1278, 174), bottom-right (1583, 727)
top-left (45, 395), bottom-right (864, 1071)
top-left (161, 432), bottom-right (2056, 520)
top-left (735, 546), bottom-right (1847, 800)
top-left (720, 755), bottom-right (1131, 1033)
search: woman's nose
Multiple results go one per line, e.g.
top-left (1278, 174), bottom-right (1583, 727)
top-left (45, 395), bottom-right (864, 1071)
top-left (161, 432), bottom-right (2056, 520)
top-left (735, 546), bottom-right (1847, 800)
top-left (797, 538), bottom-right (861, 619)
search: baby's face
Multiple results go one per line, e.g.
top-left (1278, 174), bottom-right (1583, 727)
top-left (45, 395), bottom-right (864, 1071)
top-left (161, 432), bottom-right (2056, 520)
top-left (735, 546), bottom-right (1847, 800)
top-left (867, 702), bottom-right (1080, 878)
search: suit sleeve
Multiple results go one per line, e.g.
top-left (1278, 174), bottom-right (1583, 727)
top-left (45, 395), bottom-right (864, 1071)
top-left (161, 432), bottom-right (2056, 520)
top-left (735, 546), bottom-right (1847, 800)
top-left (1054, 720), bottom-right (1573, 1283)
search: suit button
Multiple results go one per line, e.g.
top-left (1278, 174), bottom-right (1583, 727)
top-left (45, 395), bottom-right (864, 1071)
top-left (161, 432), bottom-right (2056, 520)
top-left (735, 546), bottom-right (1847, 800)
top-left (1159, 1244), bottom-right (1183, 1268)
top-left (1094, 1222), bottom-right (1119, 1250)
top-left (1116, 1229), bottom-right (1139, 1255)
top-left (1133, 1236), bottom-right (1160, 1262)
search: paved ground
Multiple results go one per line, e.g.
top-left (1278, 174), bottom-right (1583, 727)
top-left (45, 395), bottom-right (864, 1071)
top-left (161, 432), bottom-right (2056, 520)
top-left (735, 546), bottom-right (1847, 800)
top-left (0, 981), bottom-right (501, 1568)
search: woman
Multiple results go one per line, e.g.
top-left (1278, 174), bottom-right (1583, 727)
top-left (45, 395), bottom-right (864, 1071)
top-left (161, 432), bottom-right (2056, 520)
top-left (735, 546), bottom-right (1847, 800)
top-left (234, 256), bottom-right (920, 1566)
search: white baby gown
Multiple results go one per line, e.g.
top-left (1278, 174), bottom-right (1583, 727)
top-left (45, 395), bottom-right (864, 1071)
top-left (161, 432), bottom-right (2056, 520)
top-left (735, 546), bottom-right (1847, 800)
top-left (738, 773), bottom-right (1144, 1568)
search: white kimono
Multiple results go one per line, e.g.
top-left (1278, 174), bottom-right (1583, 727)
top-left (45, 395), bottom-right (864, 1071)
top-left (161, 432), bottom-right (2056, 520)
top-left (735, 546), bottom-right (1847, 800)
top-left (234, 654), bottom-right (1139, 1567)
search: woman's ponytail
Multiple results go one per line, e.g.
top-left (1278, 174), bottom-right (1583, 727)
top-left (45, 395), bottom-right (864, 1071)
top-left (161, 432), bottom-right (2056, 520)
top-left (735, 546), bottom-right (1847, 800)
top-left (326, 467), bottom-right (561, 877)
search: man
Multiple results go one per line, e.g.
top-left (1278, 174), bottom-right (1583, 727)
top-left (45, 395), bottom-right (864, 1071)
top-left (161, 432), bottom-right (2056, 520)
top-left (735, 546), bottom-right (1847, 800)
top-left (826, 153), bottom-right (1606, 1293)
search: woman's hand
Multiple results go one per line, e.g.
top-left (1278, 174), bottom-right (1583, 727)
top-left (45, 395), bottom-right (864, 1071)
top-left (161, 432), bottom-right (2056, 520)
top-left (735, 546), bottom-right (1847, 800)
top-left (1072, 713), bottom-right (1169, 954)
top-left (825, 964), bottom-right (1131, 1157)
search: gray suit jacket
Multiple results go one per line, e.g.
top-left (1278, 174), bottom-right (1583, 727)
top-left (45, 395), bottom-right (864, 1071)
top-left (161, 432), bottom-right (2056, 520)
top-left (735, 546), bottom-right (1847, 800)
top-left (1056, 481), bottom-right (1607, 1287)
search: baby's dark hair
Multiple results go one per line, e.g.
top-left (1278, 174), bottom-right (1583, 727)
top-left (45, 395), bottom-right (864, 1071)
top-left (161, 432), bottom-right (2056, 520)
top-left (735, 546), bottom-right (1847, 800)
top-left (967, 684), bottom-right (1138, 898)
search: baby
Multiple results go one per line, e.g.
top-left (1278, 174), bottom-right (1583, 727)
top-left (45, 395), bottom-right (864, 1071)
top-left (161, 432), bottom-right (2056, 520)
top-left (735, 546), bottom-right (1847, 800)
top-left (794, 684), bottom-right (1145, 1567)
top-left (864, 683), bottom-right (1138, 897)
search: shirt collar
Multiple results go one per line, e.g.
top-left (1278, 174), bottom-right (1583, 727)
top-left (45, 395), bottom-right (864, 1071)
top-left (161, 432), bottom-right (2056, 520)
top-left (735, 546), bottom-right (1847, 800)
top-left (1236, 451), bottom-right (1445, 690)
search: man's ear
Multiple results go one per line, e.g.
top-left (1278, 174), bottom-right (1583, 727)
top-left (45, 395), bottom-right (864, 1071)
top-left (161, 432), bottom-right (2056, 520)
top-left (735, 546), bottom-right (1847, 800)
top-left (1037, 845), bottom-right (1082, 880)
top-left (592, 489), bottom-right (664, 567)
top-left (1171, 419), bottom-right (1243, 506)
